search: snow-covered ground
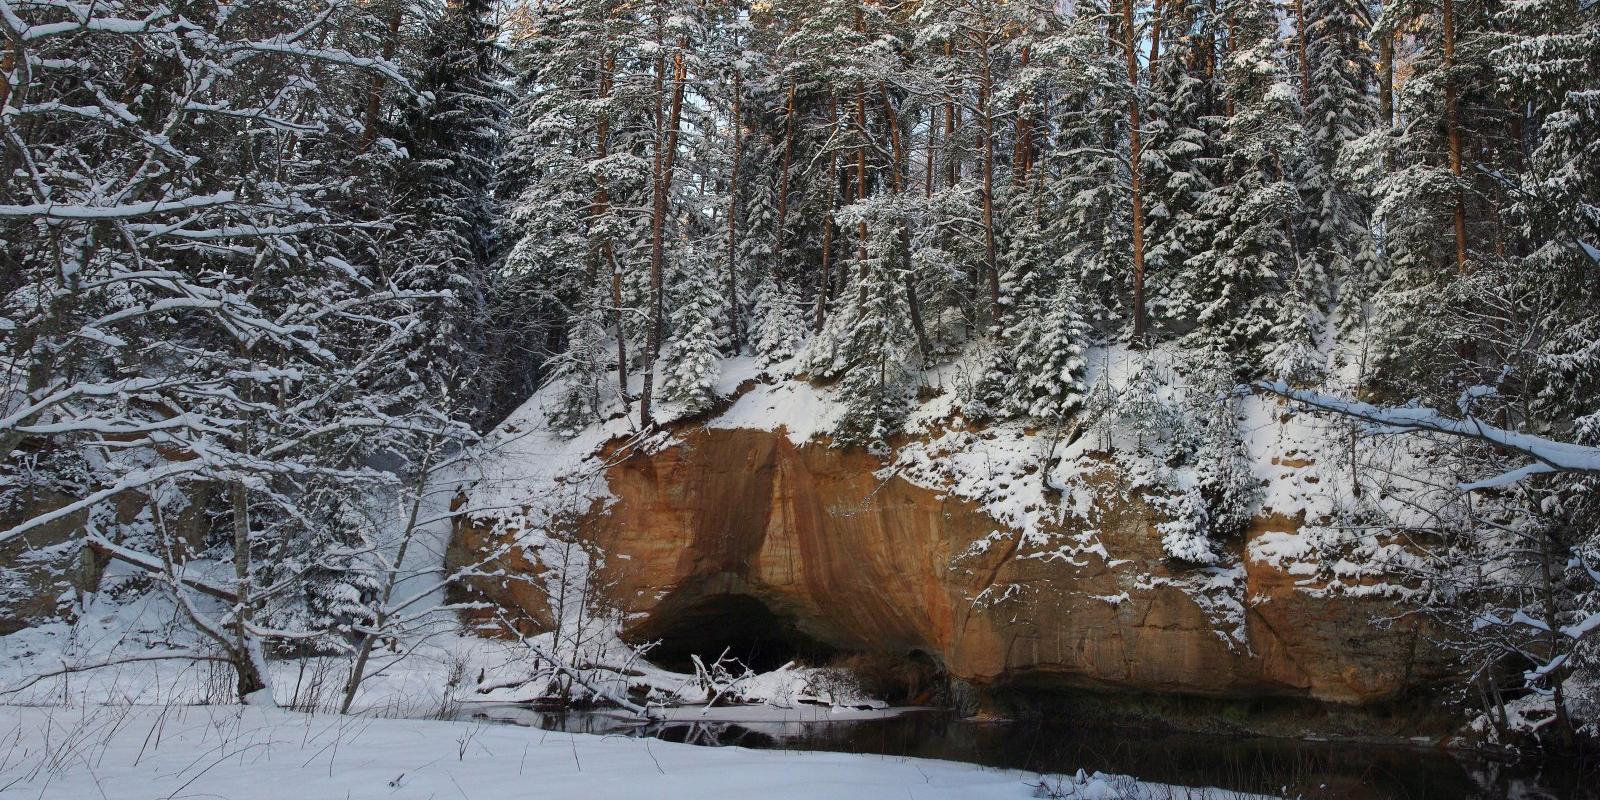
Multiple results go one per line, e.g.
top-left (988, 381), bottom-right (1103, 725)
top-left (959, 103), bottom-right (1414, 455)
top-left (0, 343), bottom-right (1477, 799)
top-left (0, 704), bottom-right (1263, 800)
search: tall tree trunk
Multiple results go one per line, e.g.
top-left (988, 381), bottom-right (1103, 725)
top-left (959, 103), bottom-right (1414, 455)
top-left (817, 95), bottom-right (838, 331)
top-left (359, 4), bottom-right (403, 154)
top-left (1013, 46), bottom-right (1031, 188)
top-left (774, 81), bottom-right (797, 255)
top-left (853, 6), bottom-right (870, 312)
top-left (1205, 0), bottom-right (1219, 85)
top-left (1124, 0), bottom-right (1149, 343)
top-left (0, 43), bottom-right (12, 110)
top-left (223, 365), bottom-right (269, 703)
top-left (945, 40), bottom-right (959, 190)
top-left (1379, 27), bottom-right (1394, 172)
top-left (1225, 12), bottom-right (1237, 117)
top-left (882, 92), bottom-right (931, 363)
top-left (1294, 0), bottom-right (1311, 104)
top-left (980, 54), bottom-right (999, 329)
top-left (1149, 0), bottom-right (1165, 70)
top-left (1378, 29), bottom-right (1394, 127)
top-left (639, 48), bottom-right (688, 429)
top-left (592, 53), bottom-right (629, 408)
top-left (229, 480), bottom-right (268, 701)
top-left (855, 77), bottom-right (869, 311)
top-left (1442, 0), bottom-right (1468, 274)
top-left (726, 72), bottom-right (743, 351)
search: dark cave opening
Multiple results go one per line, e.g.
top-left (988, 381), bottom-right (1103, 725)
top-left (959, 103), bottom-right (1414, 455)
top-left (633, 593), bottom-right (840, 674)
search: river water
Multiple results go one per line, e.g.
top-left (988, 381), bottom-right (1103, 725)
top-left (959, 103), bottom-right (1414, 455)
top-left (459, 704), bottom-right (1593, 799)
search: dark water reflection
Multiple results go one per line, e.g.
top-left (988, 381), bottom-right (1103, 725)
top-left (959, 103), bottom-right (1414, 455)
top-left (461, 705), bottom-right (1594, 799)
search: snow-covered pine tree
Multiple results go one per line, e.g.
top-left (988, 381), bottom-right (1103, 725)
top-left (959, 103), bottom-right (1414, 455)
top-left (915, 0), bottom-right (1025, 331)
top-left (751, 277), bottom-right (807, 368)
top-left (1150, 347), bottom-right (1259, 565)
top-left (396, 0), bottom-right (511, 422)
top-left (1142, 2), bottom-right (1221, 336)
top-left (409, 0), bottom-right (508, 269)
top-left (1006, 277), bottom-right (1093, 423)
top-left (636, 0), bottom-right (706, 427)
top-left (498, 0), bottom-right (654, 418)
top-left (1265, 282), bottom-right (1326, 386)
top-left (739, 133), bottom-right (783, 318)
top-left (1155, 485), bottom-right (1218, 564)
top-left (1299, 0), bottom-right (1383, 329)
top-left (1366, 0), bottom-right (1509, 395)
top-left (545, 289), bottom-right (619, 434)
top-left (1041, 1), bottom-right (1132, 335)
top-left (1186, 3), bottom-right (1305, 376)
top-left (832, 215), bottom-right (916, 451)
top-left (1187, 354), bottom-right (1261, 542)
top-left (1492, 0), bottom-right (1600, 427)
top-left (981, 179), bottom-right (1091, 424)
top-left (661, 242), bottom-right (727, 413)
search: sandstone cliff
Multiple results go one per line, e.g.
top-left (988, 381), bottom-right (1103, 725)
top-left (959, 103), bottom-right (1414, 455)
top-left (454, 420), bottom-right (1447, 710)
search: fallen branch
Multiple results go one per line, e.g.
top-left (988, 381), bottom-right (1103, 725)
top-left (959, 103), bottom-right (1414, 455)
top-left (85, 535), bottom-right (238, 602)
top-left (1256, 381), bottom-right (1600, 488)
top-left (0, 652), bottom-right (230, 696)
top-left (490, 611), bottom-right (661, 720)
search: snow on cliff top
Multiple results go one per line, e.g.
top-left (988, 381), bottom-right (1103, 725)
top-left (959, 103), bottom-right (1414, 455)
top-left (472, 340), bottom-right (1442, 623)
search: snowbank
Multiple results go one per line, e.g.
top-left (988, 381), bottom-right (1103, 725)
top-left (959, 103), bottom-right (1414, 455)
top-left (0, 704), bottom-right (1263, 800)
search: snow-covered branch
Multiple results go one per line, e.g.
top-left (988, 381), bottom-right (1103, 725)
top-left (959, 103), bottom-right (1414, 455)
top-left (1256, 381), bottom-right (1600, 487)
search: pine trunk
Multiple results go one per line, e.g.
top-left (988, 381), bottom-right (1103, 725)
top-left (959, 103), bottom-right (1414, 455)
top-left (1149, 0), bottom-right (1164, 70)
top-left (1442, 0), bottom-right (1468, 273)
top-left (855, 75), bottom-right (869, 311)
top-left (639, 48), bottom-right (688, 429)
top-left (980, 55), bottom-right (999, 329)
top-left (1013, 46), bottom-right (1031, 188)
top-left (817, 95), bottom-right (839, 331)
top-left (1294, 0), bottom-right (1311, 104)
top-left (726, 72), bottom-right (743, 351)
top-left (945, 40), bottom-right (959, 189)
top-left (359, 4), bottom-right (403, 154)
top-left (1376, 25), bottom-right (1388, 173)
top-left (1124, 0), bottom-right (1149, 342)
top-left (774, 81), bottom-right (797, 253)
top-left (593, 53), bottom-right (629, 407)
top-left (1378, 31), bottom-right (1394, 127)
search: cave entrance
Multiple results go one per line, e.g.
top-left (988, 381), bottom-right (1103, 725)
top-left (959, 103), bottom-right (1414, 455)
top-left (634, 594), bottom-right (840, 674)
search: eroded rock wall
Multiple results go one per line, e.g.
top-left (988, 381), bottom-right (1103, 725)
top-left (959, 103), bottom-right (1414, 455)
top-left (455, 427), bottom-right (1445, 707)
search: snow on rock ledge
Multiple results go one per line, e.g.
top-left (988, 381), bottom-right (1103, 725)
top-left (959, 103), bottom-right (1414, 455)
top-left (452, 360), bottom-right (1451, 709)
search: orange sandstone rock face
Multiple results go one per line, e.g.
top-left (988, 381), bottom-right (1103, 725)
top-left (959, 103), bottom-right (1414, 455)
top-left (455, 427), bottom-right (1439, 706)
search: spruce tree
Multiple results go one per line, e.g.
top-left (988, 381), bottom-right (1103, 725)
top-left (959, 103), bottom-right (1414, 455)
top-left (1142, 8), bottom-right (1221, 335)
top-left (751, 277), bottom-right (807, 368)
top-left (1186, 6), bottom-right (1305, 375)
top-left (399, 0), bottom-right (511, 418)
top-left (1008, 279), bottom-right (1093, 423)
top-left (661, 244), bottom-right (727, 413)
top-left (545, 289), bottom-right (618, 434)
top-left (1046, 6), bottom-right (1132, 333)
top-left (1494, 0), bottom-right (1600, 425)
top-left (833, 222), bottom-right (916, 450)
top-left (1300, 0), bottom-right (1383, 327)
